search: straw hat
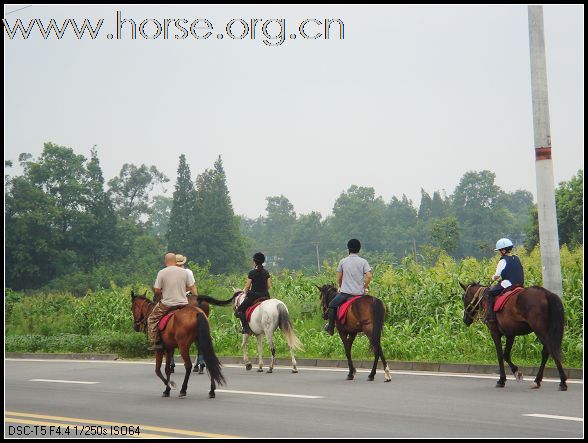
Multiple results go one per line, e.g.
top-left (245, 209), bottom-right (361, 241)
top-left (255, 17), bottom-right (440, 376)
top-left (175, 254), bottom-right (187, 265)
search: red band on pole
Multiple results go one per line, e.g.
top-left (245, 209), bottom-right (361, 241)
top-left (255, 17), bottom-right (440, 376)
top-left (535, 147), bottom-right (552, 160)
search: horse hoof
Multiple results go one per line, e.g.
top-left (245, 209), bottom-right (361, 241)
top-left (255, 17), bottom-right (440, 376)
top-left (209, 391), bottom-right (215, 399)
top-left (558, 384), bottom-right (567, 391)
top-left (346, 375), bottom-right (354, 380)
top-left (292, 369), bottom-right (298, 374)
top-left (162, 392), bottom-right (170, 398)
top-left (170, 368), bottom-right (175, 374)
top-left (168, 381), bottom-right (177, 390)
top-left (257, 368), bottom-right (264, 373)
top-left (495, 381), bottom-right (505, 388)
top-left (367, 376), bottom-right (374, 381)
top-left (531, 382), bottom-right (541, 389)
top-left (384, 378), bottom-right (392, 383)
top-left (179, 392), bottom-right (186, 398)
top-left (245, 363), bottom-right (252, 371)
top-left (515, 371), bottom-right (524, 382)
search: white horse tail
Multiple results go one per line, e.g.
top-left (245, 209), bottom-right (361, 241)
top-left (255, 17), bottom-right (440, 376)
top-left (277, 303), bottom-right (303, 351)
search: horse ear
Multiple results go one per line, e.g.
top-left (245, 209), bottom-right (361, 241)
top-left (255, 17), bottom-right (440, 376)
top-left (131, 290), bottom-right (135, 298)
top-left (459, 282), bottom-right (467, 290)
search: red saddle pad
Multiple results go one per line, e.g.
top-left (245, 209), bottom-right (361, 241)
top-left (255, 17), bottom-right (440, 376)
top-left (337, 296), bottom-right (362, 324)
top-left (494, 286), bottom-right (525, 312)
top-left (246, 301), bottom-right (265, 323)
top-left (158, 312), bottom-right (175, 331)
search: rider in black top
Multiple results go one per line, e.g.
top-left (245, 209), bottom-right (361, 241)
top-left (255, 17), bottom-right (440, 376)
top-left (236, 252), bottom-right (271, 334)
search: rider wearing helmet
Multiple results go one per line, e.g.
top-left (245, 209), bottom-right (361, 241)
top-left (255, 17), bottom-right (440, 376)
top-left (324, 239), bottom-right (372, 336)
top-left (486, 238), bottom-right (525, 322)
top-left (236, 252), bottom-right (271, 334)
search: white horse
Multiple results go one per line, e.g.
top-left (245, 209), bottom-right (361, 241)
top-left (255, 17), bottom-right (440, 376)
top-left (233, 292), bottom-right (302, 373)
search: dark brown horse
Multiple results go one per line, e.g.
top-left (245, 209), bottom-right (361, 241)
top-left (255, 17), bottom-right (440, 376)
top-left (317, 285), bottom-right (391, 382)
top-left (460, 283), bottom-right (567, 391)
top-left (131, 292), bottom-right (226, 398)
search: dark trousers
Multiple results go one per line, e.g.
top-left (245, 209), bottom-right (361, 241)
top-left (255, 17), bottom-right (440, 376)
top-left (486, 284), bottom-right (505, 321)
top-left (328, 293), bottom-right (355, 310)
top-left (237, 292), bottom-right (269, 314)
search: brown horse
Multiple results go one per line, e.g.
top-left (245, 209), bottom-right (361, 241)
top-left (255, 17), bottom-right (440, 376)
top-left (317, 285), bottom-right (391, 382)
top-left (460, 283), bottom-right (567, 391)
top-left (131, 292), bottom-right (226, 398)
top-left (132, 291), bottom-right (235, 374)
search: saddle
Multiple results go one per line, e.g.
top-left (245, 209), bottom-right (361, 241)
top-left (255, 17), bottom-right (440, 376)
top-left (337, 295), bottom-right (362, 324)
top-left (158, 305), bottom-right (187, 331)
top-left (494, 286), bottom-right (525, 312)
top-left (245, 297), bottom-right (270, 323)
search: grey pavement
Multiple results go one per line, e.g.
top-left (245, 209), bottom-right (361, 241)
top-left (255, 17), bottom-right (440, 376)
top-left (4, 359), bottom-right (583, 438)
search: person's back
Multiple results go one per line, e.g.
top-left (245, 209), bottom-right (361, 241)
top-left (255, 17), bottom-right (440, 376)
top-left (338, 254), bottom-right (371, 296)
top-left (154, 266), bottom-right (191, 307)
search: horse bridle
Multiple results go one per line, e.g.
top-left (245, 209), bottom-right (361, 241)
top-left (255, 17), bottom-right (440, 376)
top-left (134, 300), bottom-right (153, 331)
top-left (463, 285), bottom-right (487, 321)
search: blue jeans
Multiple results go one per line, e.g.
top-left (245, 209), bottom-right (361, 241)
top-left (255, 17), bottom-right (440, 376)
top-left (328, 292), bottom-right (355, 309)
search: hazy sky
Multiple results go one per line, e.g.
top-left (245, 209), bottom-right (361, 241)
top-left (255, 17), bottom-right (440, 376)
top-left (4, 4), bottom-right (584, 219)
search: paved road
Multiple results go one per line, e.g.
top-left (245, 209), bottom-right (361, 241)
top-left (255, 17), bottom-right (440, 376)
top-left (5, 359), bottom-right (583, 438)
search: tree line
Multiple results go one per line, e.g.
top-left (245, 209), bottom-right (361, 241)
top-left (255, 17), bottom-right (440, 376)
top-left (4, 142), bottom-right (583, 292)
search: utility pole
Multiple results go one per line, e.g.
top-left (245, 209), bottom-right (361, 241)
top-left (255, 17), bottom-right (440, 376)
top-left (315, 242), bottom-right (321, 273)
top-left (528, 5), bottom-right (563, 298)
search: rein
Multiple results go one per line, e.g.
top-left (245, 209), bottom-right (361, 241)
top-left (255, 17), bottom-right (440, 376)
top-left (134, 300), bottom-right (154, 330)
top-left (464, 285), bottom-right (487, 322)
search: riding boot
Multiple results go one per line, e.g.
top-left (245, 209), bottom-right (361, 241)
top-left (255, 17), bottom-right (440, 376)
top-left (238, 311), bottom-right (252, 334)
top-left (486, 295), bottom-right (497, 323)
top-left (323, 307), bottom-right (336, 336)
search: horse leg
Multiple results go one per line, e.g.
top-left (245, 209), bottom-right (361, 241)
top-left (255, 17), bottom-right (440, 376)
top-left (242, 333), bottom-right (252, 371)
top-left (554, 355), bottom-right (568, 391)
top-left (368, 345), bottom-right (379, 381)
top-left (170, 349), bottom-right (175, 374)
top-left (490, 330), bottom-right (507, 387)
top-left (256, 334), bottom-right (264, 372)
top-left (164, 348), bottom-right (177, 391)
top-left (155, 350), bottom-right (171, 397)
top-left (504, 336), bottom-right (523, 381)
top-left (265, 330), bottom-right (276, 374)
top-left (289, 344), bottom-right (298, 374)
top-left (178, 344), bottom-right (193, 398)
top-left (340, 331), bottom-right (357, 380)
top-left (532, 345), bottom-right (550, 389)
top-left (379, 348), bottom-right (392, 382)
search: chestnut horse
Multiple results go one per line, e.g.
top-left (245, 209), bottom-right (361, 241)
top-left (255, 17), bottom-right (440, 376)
top-left (317, 285), bottom-right (391, 382)
top-left (132, 291), bottom-right (235, 374)
top-left (460, 283), bottom-right (567, 391)
top-left (131, 292), bottom-right (225, 398)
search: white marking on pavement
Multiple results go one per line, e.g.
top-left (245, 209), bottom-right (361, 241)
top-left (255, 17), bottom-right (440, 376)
top-left (522, 414), bottom-right (583, 422)
top-left (30, 379), bottom-right (99, 385)
top-left (7, 359), bottom-right (581, 384)
top-left (217, 389), bottom-right (323, 399)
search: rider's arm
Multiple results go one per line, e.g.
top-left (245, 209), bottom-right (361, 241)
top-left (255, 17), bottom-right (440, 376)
top-left (187, 284), bottom-right (198, 297)
top-left (364, 271), bottom-right (373, 293)
top-left (243, 278), bottom-right (252, 293)
top-left (493, 259), bottom-right (506, 281)
top-left (337, 271), bottom-right (343, 291)
top-left (267, 277), bottom-right (271, 290)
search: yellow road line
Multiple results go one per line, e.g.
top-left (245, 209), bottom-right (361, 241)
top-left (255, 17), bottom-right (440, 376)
top-left (5, 418), bottom-right (169, 438)
top-left (5, 412), bottom-right (241, 438)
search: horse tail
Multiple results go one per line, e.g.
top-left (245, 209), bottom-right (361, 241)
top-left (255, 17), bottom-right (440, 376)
top-left (196, 312), bottom-right (226, 386)
top-left (277, 303), bottom-right (303, 351)
top-left (369, 297), bottom-right (386, 353)
top-left (544, 289), bottom-right (565, 362)
top-left (197, 294), bottom-right (237, 306)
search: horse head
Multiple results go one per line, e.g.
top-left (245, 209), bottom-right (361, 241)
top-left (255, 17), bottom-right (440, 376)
top-left (316, 284), bottom-right (338, 320)
top-left (459, 282), bottom-right (485, 326)
top-left (130, 290), bottom-right (151, 333)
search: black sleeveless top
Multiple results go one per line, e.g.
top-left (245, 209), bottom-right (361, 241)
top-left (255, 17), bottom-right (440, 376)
top-left (248, 268), bottom-right (270, 294)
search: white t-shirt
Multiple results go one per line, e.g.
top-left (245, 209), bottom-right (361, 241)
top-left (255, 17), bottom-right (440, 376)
top-left (154, 266), bottom-right (194, 307)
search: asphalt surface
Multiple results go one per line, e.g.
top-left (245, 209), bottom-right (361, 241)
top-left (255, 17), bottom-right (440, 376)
top-left (4, 359), bottom-right (583, 438)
